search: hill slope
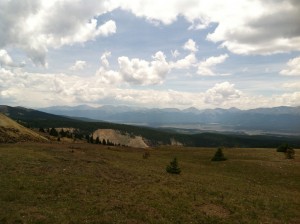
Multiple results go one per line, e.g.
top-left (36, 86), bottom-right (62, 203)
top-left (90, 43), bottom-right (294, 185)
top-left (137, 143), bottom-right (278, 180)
top-left (0, 113), bottom-right (47, 143)
top-left (0, 143), bottom-right (299, 223)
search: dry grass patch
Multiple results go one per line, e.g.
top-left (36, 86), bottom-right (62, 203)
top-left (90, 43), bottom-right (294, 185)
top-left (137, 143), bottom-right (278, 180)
top-left (198, 203), bottom-right (231, 218)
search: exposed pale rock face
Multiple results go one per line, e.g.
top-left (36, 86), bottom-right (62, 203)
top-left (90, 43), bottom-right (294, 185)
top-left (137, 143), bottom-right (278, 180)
top-left (92, 129), bottom-right (148, 148)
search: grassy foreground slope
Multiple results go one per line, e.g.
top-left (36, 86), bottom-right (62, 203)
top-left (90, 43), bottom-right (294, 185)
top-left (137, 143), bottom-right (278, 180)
top-left (0, 143), bottom-right (299, 223)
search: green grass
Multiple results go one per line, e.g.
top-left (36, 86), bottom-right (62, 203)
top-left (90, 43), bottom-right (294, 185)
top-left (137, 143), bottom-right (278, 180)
top-left (0, 143), bottom-right (299, 223)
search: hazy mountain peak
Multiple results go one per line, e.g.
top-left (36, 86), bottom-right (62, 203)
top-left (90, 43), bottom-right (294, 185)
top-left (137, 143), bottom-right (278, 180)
top-left (183, 107), bottom-right (200, 113)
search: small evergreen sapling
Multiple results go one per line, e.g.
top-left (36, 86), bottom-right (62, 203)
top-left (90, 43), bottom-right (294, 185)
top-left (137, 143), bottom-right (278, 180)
top-left (211, 148), bottom-right (227, 161)
top-left (166, 157), bottom-right (181, 174)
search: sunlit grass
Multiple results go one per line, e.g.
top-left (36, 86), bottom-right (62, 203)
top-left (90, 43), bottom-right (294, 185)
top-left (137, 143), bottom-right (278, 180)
top-left (0, 143), bottom-right (299, 223)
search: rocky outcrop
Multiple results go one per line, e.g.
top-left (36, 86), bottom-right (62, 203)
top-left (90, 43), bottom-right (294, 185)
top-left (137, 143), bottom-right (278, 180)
top-left (92, 129), bottom-right (148, 148)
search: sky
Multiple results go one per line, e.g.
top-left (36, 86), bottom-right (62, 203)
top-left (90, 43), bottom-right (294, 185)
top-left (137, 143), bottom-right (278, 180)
top-left (0, 0), bottom-right (300, 109)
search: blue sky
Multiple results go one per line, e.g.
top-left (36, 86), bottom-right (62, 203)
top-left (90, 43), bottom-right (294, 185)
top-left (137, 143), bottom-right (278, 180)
top-left (0, 0), bottom-right (299, 109)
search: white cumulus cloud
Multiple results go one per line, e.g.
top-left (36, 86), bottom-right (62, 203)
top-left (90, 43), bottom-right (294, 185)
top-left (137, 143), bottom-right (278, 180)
top-left (205, 82), bottom-right (242, 105)
top-left (69, 60), bottom-right (87, 71)
top-left (197, 54), bottom-right (229, 76)
top-left (100, 51), bottom-right (112, 68)
top-left (280, 56), bottom-right (300, 76)
top-left (0, 49), bottom-right (13, 66)
top-left (171, 53), bottom-right (197, 70)
top-left (118, 51), bottom-right (170, 85)
top-left (183, 39), bottom-right (198, 52)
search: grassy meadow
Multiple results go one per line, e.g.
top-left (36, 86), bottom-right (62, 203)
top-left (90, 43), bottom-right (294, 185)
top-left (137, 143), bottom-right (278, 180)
top-left (0, 143), bottom-right (299, 223)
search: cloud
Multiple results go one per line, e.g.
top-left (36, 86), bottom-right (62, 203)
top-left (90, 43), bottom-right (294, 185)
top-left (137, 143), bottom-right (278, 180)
top-left (95, 51), bottom-right (171, 86)
top-left (3, 0), bottom-right (298, 69)
top-left (95, 46), bottom-right (226, 85)
top-left (1, 67), bottom-right (300, 109)
top-left (204, 82), bottom-right (242, 105)
top-left (207, 0), bottom-right (300, 55)
top-left (171, 53), bottom-right (197, 69)
top-left (94, 47), bottom-right (227, 86)
top-left (170, 39), bottom-right (198, 69)
top-left (171, 50), bottom-right (180, 58)
top-left (95, 68), bottom-right (122, 85)
top-left (0, 49), bottom-right (13, 66)
top-left (95, 51), bottom-right (122, 85)
top-left (0, 0), bottom-right (117, 66)
top-left (69, 60), bottom-right (87, 71)
top-left (118, 51), bottom-right (170, 85)
top-left (115, 0), bottom-right (300, 55)
top-left (283, 82), bottom-right (300, 90)
top-left (280, 56), bottom-right (300, 76)
top-left (197, 54), bottom-right (229, 76)
top-left (183, 39), bottom-right (198, 52)
top-left (100, 51), bottom-right (112, 68)
top-left (95, 20), bottom-right (117, 37)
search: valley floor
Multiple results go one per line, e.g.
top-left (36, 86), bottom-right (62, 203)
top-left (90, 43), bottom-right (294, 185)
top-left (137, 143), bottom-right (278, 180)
top-left (0, 143), bottom-right (299, 223)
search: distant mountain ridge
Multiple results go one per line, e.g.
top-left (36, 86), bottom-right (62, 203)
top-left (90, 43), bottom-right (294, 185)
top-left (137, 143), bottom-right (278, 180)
top-left (1, 105), bottom-right (300, 148)
top-left (39, 105), bottom-right (300, 135)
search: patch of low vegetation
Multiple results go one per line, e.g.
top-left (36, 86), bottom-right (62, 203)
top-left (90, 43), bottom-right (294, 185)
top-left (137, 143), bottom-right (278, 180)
top-left (0, 143), bottom-right (299, 223)
top-left (142, 150), bottom-right (151, 159)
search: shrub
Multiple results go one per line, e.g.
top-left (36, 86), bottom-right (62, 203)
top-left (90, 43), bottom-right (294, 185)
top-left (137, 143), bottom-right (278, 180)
top-left (142, 150), bottom-right (150, 159)
top-left (166, 157), bottom-right (181, 174)
top-left (277, 143), bottom-right (293, 153)
top-left (285, 148), bottom-right (295, 159)
top-left (211, 148), bottom-right (227, 161)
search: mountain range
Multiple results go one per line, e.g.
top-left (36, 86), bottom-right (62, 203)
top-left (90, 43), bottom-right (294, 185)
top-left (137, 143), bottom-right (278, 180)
top-left (1, 105), bottom-right (300, 148)
top-left (39, 105), bottom-right (300, 135)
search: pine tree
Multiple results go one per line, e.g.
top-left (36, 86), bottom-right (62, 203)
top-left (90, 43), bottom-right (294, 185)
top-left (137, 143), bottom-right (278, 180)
top-left (86, 135), bottom-right (90, 143)
top-left (211, 148), bottom-right (227, 161)
top-left (60, 129), bottom-right (66, 137)
top-left (95, 137), bottom-right (100, 144)
top-left (277, 143), bottom-right (292, 153)
top-left (49, 128), bottom-right (58, 137)
top-left (90, 136), bottom-right (94, 144)
top-left (166, 157), bottom-right (181, 174)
